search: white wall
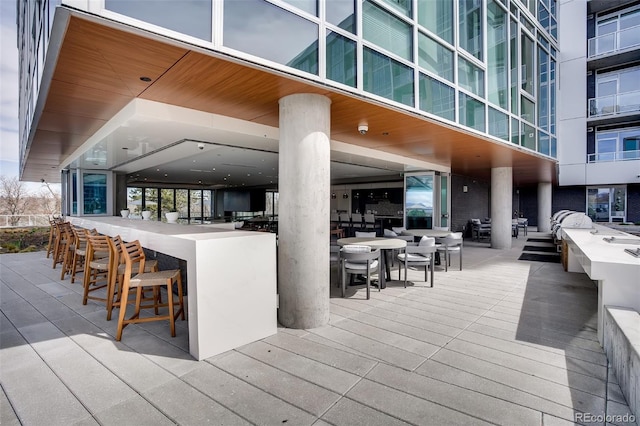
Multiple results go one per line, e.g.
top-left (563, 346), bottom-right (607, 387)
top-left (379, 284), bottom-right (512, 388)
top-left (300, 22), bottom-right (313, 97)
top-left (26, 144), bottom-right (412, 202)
top-left (557, 0), bottom-right (588, 185)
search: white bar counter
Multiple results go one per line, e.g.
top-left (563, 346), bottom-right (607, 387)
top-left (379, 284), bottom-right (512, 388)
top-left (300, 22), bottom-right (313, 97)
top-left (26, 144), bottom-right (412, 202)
top-left (69, 216), bottom-right (277, 360)
top-left (562, 225), bottom-right (640, 344)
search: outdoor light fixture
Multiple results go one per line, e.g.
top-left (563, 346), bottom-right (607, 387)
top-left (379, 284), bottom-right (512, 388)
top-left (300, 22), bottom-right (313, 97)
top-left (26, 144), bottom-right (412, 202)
top-left (343, 193), bottom-right (349, 199)
top-left (331, 193), bottom-right (336, 199)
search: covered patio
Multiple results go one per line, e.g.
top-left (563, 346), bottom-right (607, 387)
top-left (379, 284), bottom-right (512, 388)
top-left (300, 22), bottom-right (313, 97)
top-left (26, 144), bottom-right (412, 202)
top-left (1, 233), bottom-right (635, 425)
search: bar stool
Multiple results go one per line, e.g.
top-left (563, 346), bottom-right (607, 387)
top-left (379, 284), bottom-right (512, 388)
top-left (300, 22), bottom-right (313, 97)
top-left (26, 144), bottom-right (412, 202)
top-left (116, 239), bottom-right (185, 341)
top-left (107, 235), bottom-right (160, 321)
top-left (82, 234), bottom-right (118, 313)
top-left (69, 228), bottom-right (99, 283)
top-left (46, 216), bottom-right (63, 258)
top-left (52, 222), bottom-right (72, 270)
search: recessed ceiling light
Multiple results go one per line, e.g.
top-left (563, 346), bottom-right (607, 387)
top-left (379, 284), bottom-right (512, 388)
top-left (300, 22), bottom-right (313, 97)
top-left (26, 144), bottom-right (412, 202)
top-left (382, 132), bottom-right (389, 136)
top-left (140, 76), bottom-right (152, 82)
top-left (122, 147), bottom-right (128, 150)
top-left (164, 173), bottom-right (168, 177)
top-left (212, 168), bottom-right (215, 171)
top-left (156, 168), bottom-right (160, 171)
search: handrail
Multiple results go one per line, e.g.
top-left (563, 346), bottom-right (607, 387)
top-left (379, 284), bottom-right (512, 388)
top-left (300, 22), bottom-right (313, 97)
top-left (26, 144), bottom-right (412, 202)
top-left (588, 150), bottom-right (640, 163)
top-left (0, 214), bottom-right (56, 228)
top-left (588, 90), bottom-right (640, 118)
top-left (588, 24), bottom-right (640, 58)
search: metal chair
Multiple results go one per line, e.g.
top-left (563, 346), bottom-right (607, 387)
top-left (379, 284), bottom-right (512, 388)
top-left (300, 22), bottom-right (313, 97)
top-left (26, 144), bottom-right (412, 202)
top-left (340, 245), bottom-right (380, 300)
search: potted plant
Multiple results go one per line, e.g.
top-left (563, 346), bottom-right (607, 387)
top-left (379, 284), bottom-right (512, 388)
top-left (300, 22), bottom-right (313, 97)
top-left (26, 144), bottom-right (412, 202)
top-left (141, 210), bottom-right (152, 220)
top-left (165, 211), bottom-right (179, 223)
top-left (120, 209), bottom-right (130, 218)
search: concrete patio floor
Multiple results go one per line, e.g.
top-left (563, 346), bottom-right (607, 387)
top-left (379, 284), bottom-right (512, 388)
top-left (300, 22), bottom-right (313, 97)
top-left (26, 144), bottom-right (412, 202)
top-left (1, 231), bottom-right (636, 425)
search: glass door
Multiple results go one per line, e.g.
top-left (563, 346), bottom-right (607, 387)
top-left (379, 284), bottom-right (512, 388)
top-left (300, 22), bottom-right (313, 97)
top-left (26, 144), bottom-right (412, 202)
top-left (404, 172), bottom-right (434, 229)
top-left (587, 186), bottom-right (626, 222)
top-left (439, 174), bottom-right (450, 228)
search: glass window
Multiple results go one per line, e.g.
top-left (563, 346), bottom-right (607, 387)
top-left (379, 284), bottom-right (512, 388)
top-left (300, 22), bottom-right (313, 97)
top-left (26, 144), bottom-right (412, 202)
top-left (538, 131), bottom-right (550, 155)
top-left (83, 173), bottom-right (107, 215)
top-left (326, 0), bottom-right (355, 33)
top-left (224, 0), bottom-right (319, 75)
top-left (522, 122), bottom-right (536, 150)
top-left (281, 0), bottom-right (317, 16)
top-left (378, 0), bottom-right (411, 17)
top-left (417, 0), bottom-right (453, 44)
top-left (458, 56), bottom-right (484, 97)
top-left (363, 47), bottom-right (414, 106)
top-left (126, 187), bottom-right (143, 215)
top-left (363, 1), bottom-right (412, 61)
top-left (510, 19), bottom-right (518, 113)
top-left (521, 95), bottom-right (535, 123)
top-left (550, 58), bottom-right (556, 134)
top-left (160, 189), bottom-right (175, 222)
top-left (459, 93), bottom-right (485, 132)
top-left (72, 171), bottom-right (77, 215)
top-left (105, 0), bottom-right (212, 41)
top-left (326, 31), bottom-right (356, 87)
top-left (511, 117), bottom-right (520, 145)
top-left (551, 136), bottom-right (557, 158)
top-left (538, 47), bottom-right (549, 130)
top-left (144, 188), bottom-right (158, 219)
top-left (190, 189), bottom-right (204, 223)
top-left (487, 0), bottom-right (508, 109)
top-left (176, 189), bottom-right (189, 220)
top-left (488, 107), bottom-right (509, 141)
top-left (459, 0), bottom-right (483, 60)
top-left (521, 33), bottom-right (534, 95)
top-left (418, 33), bottom-right (453, 82)
top-left (419, 73), bottom-right (455, 121)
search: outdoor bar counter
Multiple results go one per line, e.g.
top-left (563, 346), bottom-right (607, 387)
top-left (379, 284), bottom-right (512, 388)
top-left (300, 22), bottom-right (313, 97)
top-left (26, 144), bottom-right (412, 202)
top-left (69, 216), bottom-right (277, 360)
top-left (562, 225), bottom-right (640, 344)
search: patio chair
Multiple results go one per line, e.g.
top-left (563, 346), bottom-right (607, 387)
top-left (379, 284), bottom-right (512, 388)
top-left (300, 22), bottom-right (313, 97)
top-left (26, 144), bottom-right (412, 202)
top-left (517, 218), bottom-right (528, 236)
top-left (355, 231), bottom-right (376, 237)
top-left (340, 245), bottom-right (380, 300)
top-left (397, 236), bottom-right (435, 287)
top-left (437, 232), bottom-right (463, 271)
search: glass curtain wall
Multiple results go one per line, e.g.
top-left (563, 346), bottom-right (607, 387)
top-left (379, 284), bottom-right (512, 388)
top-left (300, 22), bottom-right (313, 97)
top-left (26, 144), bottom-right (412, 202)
top-left (107, 0), bottom-right (557, 159)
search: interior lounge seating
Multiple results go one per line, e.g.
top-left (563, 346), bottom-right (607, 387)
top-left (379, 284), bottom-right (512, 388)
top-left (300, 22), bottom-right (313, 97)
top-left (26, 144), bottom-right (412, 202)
top-left (470, 218), bottom-right (491, 241)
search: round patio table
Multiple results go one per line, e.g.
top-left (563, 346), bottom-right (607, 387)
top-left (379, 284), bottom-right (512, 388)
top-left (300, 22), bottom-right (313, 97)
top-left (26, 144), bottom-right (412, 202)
top-left (337, 237), bottom-right (407, 289)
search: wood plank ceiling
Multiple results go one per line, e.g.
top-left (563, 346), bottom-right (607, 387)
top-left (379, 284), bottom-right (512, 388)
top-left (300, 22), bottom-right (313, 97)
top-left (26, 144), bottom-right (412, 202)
top-left (24, 14), bottom-right (557, 186)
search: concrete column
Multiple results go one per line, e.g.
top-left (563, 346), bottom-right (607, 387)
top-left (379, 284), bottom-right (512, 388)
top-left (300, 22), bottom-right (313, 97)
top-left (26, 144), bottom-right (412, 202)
top-left (277, 94), bottom-right (331, 329)
top-left (491, 167), bottom-right (513, 249)
top-left (537, 182), bottom-right (552, 233)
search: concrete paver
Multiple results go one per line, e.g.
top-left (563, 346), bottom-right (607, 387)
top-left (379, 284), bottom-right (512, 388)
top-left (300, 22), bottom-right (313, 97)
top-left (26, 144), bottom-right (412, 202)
top-left (1, 232), bottom-right (636, 425)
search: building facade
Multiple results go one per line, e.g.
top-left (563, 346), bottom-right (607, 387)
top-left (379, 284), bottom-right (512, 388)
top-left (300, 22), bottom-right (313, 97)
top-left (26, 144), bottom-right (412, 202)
top-left (557, 0), bottom-right (640, 224)
top-left (17, 0), bottom-right (570, 326)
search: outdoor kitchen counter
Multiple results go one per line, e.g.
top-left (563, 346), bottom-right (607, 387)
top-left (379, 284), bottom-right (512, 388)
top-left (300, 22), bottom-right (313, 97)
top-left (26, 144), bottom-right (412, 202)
top-left (68, 216), bottom-right (277, 361)
top-left (562, 225), bottom-right (640, 344)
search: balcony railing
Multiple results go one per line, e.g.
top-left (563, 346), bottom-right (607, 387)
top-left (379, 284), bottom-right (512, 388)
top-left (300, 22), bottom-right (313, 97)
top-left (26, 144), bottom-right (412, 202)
top-left (588, 24), bottom-right (640, 58)
top-left (588, 90), bottom-right (640, 118)
top-left (588, 149), bottom-right (640, 163)
top-left (0, 214), bottom-right (53, 228)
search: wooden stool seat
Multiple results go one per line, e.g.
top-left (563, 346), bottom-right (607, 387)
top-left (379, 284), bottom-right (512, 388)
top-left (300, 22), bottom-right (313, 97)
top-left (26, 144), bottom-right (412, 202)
top-left (116, 239), bottom-right (185, 341)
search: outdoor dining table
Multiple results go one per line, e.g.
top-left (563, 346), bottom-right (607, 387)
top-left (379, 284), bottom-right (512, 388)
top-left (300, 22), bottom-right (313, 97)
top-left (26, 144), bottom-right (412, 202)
top-left (337, 237), bottom-right (407, 289)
